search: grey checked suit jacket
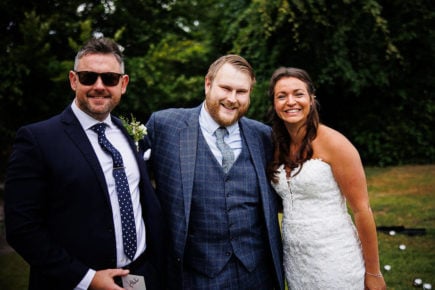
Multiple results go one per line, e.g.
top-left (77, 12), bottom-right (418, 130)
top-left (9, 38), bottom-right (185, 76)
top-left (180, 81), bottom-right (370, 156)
top-left (146, 104), bottom-right (284, 289)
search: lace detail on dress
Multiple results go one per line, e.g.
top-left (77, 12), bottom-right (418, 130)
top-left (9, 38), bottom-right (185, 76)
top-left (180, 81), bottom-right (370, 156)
top-left (272, 159), bottom-right (365, 289)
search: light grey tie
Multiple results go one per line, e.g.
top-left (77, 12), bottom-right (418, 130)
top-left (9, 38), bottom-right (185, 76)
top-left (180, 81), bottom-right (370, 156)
top-left (215, 127), bottom-right (235, 173)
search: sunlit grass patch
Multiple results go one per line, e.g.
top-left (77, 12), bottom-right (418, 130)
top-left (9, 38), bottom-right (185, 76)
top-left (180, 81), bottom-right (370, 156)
top-left (367, 165), bottom-right (435, 290)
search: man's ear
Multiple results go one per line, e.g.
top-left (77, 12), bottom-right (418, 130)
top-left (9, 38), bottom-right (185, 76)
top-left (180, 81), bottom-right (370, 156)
top-left (69, 70), bottom-right (77, 91)
top-left (205, 77), bottom-right (212, 95)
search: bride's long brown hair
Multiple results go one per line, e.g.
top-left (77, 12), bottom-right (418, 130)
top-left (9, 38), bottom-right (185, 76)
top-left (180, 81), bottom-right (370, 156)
top-left (267, 67), bottom-right (320, 183)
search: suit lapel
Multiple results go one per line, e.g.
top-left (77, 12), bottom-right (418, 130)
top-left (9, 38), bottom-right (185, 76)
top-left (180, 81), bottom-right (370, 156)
top-left (112, 117), bottom-right (142, 165)
top-left (112, 117), bottom-right (152, 210)
top-left (112, 117), bottom-right (145, 179)
top-left (113, 117), bottom-right (135, 149)
top-left (180, 109), bottom-right (200, 223)
top-left (61, 107), bottom-right (111, 203)
top-left (239, 119), bottom-right (271, 220)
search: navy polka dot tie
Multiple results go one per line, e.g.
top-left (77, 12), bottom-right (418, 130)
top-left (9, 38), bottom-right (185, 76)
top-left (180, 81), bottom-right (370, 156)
top-left (215, 127), bottom-right (235, 173)
top-left (92, 123), bottom-right (137, 261)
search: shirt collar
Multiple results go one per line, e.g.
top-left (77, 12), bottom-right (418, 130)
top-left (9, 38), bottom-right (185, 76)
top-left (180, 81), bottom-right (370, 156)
top-left (71, 99), bottom-right (114, 130)
top-left (199, 102), bottom-right (239, 135)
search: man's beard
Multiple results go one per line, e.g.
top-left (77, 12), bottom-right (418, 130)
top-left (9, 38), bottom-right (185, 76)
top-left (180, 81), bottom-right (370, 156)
top-left (205, 96), bottom-right (249, 127)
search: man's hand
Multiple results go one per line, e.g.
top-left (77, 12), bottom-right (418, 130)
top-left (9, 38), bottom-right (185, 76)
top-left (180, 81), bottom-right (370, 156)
top-left (89, 268), bottom-right (130, 290)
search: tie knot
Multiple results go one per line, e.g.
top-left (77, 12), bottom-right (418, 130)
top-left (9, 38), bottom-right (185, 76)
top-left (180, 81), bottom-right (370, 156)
top-left (91, 123), bottom-right (107, 135)
top-left (215, 127), bottom-right (228, 140)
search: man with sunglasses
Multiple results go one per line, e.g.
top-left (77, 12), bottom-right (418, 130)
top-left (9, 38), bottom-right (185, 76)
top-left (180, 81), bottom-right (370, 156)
top-left (4, 37), bottom-right (165, 290)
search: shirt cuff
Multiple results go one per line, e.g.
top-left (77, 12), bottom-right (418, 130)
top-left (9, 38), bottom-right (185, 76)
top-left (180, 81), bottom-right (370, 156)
top-left (74, 269), bottom-right (96, 290)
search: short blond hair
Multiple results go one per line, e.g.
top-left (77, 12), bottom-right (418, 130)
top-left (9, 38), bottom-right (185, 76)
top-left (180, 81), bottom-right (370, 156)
top-left (206, 54), bottom-right (256, 89)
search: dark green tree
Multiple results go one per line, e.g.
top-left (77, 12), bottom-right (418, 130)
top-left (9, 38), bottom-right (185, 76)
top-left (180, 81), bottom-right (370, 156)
top-left (0, 0), bottom-right (213, 175)
top-left (0, 0), bottom-right (433, 176)
top-left (220, 0), bottom-right (434, 165)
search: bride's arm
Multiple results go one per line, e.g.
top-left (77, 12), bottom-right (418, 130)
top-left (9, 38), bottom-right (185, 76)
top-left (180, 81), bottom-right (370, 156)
top-left (321, 126), bottom-right (386, 290)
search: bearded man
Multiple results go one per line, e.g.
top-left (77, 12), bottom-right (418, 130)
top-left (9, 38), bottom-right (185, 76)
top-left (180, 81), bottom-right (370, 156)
top-left (145, 54), bottom-right (284, 290)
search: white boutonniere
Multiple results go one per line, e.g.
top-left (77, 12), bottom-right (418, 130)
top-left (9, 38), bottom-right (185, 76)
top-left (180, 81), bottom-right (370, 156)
top-left (120, 114), bottom-right (147, 152)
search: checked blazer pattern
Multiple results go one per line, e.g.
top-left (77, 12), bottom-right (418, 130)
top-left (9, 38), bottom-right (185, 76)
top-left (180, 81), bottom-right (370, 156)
top-left (145, 104), bottom-right (285, 290)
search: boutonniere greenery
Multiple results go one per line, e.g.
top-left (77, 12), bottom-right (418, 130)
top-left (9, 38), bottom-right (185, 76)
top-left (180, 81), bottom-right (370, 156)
top-left (120, 114), bottom-right (147, 151)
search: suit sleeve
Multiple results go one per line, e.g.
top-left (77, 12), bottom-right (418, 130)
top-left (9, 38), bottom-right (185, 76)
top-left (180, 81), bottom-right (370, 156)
top-left (4, 126), bottom-right (88, 288)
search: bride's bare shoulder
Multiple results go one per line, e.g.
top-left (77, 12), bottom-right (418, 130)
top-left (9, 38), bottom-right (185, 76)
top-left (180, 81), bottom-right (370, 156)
top-left (313, 125), bottom-right (357, 162)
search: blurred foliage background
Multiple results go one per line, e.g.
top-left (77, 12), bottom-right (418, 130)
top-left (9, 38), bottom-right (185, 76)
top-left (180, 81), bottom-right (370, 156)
top-left (0, 0), bottom-right (434, 178)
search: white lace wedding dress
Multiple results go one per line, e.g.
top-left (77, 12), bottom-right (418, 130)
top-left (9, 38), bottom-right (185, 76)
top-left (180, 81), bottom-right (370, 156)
top-left (272, 159), bottom-right (365, 289)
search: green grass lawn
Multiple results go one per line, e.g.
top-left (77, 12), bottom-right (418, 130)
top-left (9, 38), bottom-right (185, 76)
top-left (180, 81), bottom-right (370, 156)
top-left (0, 164), bottom-right (434, 289)
top-left (366, 165), bottom-right (435, 289)
top-left (0, 251), bottom-right (28, 290)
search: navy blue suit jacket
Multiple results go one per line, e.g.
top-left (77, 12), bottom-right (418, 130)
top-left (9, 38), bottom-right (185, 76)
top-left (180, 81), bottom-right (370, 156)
top-left (146, 105), bottom-right (284, 289)
top-left (5, 106), bottom-right (165, 290)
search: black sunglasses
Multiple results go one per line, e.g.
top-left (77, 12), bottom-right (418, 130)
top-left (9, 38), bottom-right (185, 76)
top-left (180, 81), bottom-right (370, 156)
top-left (74, 71), bottom-right (124, 86)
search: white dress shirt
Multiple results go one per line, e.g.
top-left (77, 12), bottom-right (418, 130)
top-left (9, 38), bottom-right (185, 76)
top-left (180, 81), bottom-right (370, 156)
top-left (199, 102), bottom-right (242, 163)
top-left (71, 100), bottom-right (146, 289)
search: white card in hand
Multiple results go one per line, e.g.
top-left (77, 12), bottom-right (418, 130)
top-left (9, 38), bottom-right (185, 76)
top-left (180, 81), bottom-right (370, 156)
top-left (122, 274), bottom-right (146, 290)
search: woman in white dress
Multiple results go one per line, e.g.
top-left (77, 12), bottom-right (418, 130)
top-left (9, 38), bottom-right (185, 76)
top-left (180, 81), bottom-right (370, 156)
top-left (267, 67), bottom-right (386, 290)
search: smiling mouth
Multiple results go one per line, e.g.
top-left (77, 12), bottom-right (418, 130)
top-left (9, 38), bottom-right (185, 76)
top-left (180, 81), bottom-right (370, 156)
top-left (285, 108), bottom-right (301, 113)
top-left (88, 95), bottom-right (110, 99)
top-left (221, 102), bottom-right (238, 110)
